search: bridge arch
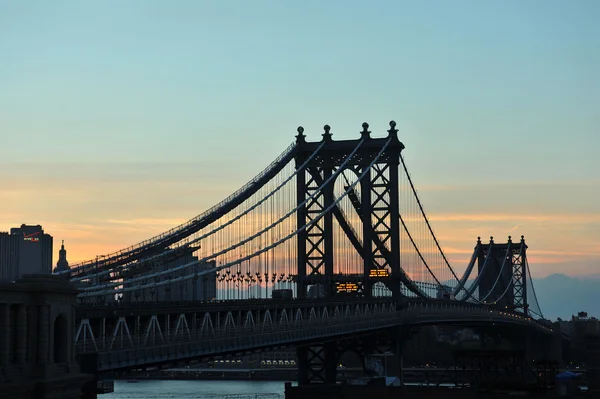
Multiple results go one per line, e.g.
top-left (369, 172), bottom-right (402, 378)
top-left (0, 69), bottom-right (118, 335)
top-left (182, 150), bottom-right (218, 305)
top-left (332, 166), bottom-right (364, 277)
top-left (53, 314), bottom-right (68, 363)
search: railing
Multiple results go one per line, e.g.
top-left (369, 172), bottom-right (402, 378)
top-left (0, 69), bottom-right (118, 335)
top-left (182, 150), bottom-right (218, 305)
top-left (75, 301), bottom-right (548, 356)
top-left (76, 304), bottom-right (398, 354)
top-left (78, 306), bottom-right (408, 372)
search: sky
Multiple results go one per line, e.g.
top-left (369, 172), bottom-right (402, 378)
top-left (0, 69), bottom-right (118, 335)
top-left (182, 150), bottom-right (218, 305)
top-left (1, 1), bottom-right (599, 282)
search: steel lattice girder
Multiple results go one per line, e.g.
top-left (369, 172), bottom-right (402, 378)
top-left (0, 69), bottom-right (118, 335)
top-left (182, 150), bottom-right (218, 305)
top-left (295, 130), bottom-right (403, 299)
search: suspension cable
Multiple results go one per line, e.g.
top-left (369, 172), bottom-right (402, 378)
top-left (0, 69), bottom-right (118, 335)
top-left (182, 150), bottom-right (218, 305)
top-left (79, 139), bottom-right (391, 298)
top-left (399, 215), bottom-right (446, 290)
top-left (73, 141), bottom-right (327, 283)
top-left (400, 155), bottom-right (461, 284)
top-left (459, 245), bottom-right (494, 302)
top-left (336, 170), bottom-right (430, 298)
top-left (451, 241), bottom-right (481, 297)
top-left (63, 142), bottom-right (298, 275)
top-left (479, 241), bottom-right (513, 302)
top-left (525, 257), bottom-right (544, 319)
top-left (81, 139), bottom-right (367, 294)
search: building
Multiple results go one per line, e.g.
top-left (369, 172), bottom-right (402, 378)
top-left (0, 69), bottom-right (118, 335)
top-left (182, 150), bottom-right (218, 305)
top-left (0, 224), bottom-right (53, 282)
top-left (570, 312), bottom-right (600, 394)
top-left (53, 240), bottom-right (70, 274)
top-left (121, 248), bottom-right (217, 302)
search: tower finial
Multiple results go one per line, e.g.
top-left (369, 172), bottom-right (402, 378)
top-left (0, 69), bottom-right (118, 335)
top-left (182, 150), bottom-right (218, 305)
top-left (296, 126), bottom-right (306, 144)
top-left (387, 120), bottom-right (398, 139)
top-left (361, 122), bottom-right (371, 139)
top-left (322, 125), bottom-right (332, 142)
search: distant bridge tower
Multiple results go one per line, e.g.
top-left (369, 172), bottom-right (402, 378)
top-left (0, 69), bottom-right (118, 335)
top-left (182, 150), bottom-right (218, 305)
top-left (294, 122), bottom-right (404, 300)
top-left (477, 235), bottom-right (528, 315)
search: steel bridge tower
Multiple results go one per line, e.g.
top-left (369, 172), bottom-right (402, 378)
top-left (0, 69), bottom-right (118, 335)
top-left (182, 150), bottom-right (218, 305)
top-left (294, 122), bottom-right (404, 300)
top-left (293, 122), bottom-right (406, 385)
top-left (477, 235), bottom-right (528, 315)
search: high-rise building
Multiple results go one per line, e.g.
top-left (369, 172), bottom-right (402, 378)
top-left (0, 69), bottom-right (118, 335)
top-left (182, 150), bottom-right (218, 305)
top-left (0, 224), bottom-right (53, 282)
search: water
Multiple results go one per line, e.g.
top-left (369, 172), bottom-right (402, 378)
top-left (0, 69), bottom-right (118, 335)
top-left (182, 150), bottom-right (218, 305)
top-left (104, 380), bottom-right (286, 399)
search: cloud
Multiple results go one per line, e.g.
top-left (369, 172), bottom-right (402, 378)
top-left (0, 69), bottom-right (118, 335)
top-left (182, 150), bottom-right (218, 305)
top-left (428, 213), bottom-right (600, 224)
top-left (1, 165), bottom-right (598, 280)
top-left (417, 181), bottom-right (600, 192)
top-left (101, 218), bottom-right (188, 227)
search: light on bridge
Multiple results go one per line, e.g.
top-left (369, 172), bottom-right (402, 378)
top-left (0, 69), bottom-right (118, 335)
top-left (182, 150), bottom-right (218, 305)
top-left (336, 282), bottom-right (359, 293)
top-left (368, 269), bottom-right (389, 278)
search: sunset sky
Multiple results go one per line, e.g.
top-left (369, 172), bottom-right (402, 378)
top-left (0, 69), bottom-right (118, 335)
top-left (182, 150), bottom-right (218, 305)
top-left (1, 1), bottom-right (598, 279)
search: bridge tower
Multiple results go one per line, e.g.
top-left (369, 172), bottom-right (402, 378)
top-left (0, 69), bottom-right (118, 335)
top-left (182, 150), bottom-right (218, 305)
top-left (294, 122), bottom-right (405, 386)
top-left (294, 122), bottom-right (404, 301)
top-left (477, 235), bottom-right (528, 315)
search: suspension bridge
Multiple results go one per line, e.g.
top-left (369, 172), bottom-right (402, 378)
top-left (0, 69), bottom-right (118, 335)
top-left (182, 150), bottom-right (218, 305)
top-left (54, 121), bottom-right (550, 383)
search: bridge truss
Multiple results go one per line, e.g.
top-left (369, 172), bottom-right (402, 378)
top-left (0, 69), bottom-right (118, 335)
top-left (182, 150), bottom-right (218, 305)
top-left (74, 297), bottom-right (548, 374)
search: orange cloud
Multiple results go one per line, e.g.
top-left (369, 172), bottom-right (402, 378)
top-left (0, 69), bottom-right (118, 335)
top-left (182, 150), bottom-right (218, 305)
top-left (1, 165), bottom-right (599, 281)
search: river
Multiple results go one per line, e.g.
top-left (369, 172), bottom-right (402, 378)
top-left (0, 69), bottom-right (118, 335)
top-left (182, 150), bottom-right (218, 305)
top-left (104, 380), bottom-right (287, 399)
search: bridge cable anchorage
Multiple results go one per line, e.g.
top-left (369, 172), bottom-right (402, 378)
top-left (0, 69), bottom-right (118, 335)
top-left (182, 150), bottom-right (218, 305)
top-left (62, 141), bottom-right (299, 277)
top-left (78, 138), bottom-right (393, 298)
top-left (399, 154), bottom-right (462, 286)
top-left (73, 140), bottom-right (327, 284)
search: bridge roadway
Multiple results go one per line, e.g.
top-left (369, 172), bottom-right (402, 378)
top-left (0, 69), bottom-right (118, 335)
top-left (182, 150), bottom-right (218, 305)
top-left (75, 298), bottom-right (552, 374)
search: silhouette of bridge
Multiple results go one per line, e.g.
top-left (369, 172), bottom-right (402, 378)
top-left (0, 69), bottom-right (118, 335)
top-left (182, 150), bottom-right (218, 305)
top-left (54, 121), bottom-right (550, 383)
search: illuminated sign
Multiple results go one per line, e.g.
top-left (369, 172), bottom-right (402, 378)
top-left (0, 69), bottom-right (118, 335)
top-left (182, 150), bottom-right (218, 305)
top-left (369, 269), bottom-right (389, 278)
top-left (336, 282), bottom-right (359, 293)
top-left (23, 232), bottom-right (40, 243)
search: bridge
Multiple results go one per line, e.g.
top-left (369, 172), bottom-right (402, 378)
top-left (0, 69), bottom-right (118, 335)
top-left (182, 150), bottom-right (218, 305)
top-left (54, 121), bottom-right (551, 385)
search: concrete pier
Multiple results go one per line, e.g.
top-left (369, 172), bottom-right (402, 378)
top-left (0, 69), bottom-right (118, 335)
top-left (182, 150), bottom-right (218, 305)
top-left (0, 275), bottom-right (92, 399)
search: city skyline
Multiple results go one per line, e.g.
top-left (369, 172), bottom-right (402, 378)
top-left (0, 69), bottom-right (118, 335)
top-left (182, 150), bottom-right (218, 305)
top-left (1, 1), bottom-right (599, 279)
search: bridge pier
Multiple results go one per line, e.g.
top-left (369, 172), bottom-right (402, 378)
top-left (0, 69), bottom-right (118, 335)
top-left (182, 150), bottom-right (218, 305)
top-left (395, 328), bottom-right (405, 382)
top-left (296, 326), bottom-right (410, 386)
top-left (297, 342), bottom-right (337, 385)
top-left (0, 274), bottom-right (92, 399)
